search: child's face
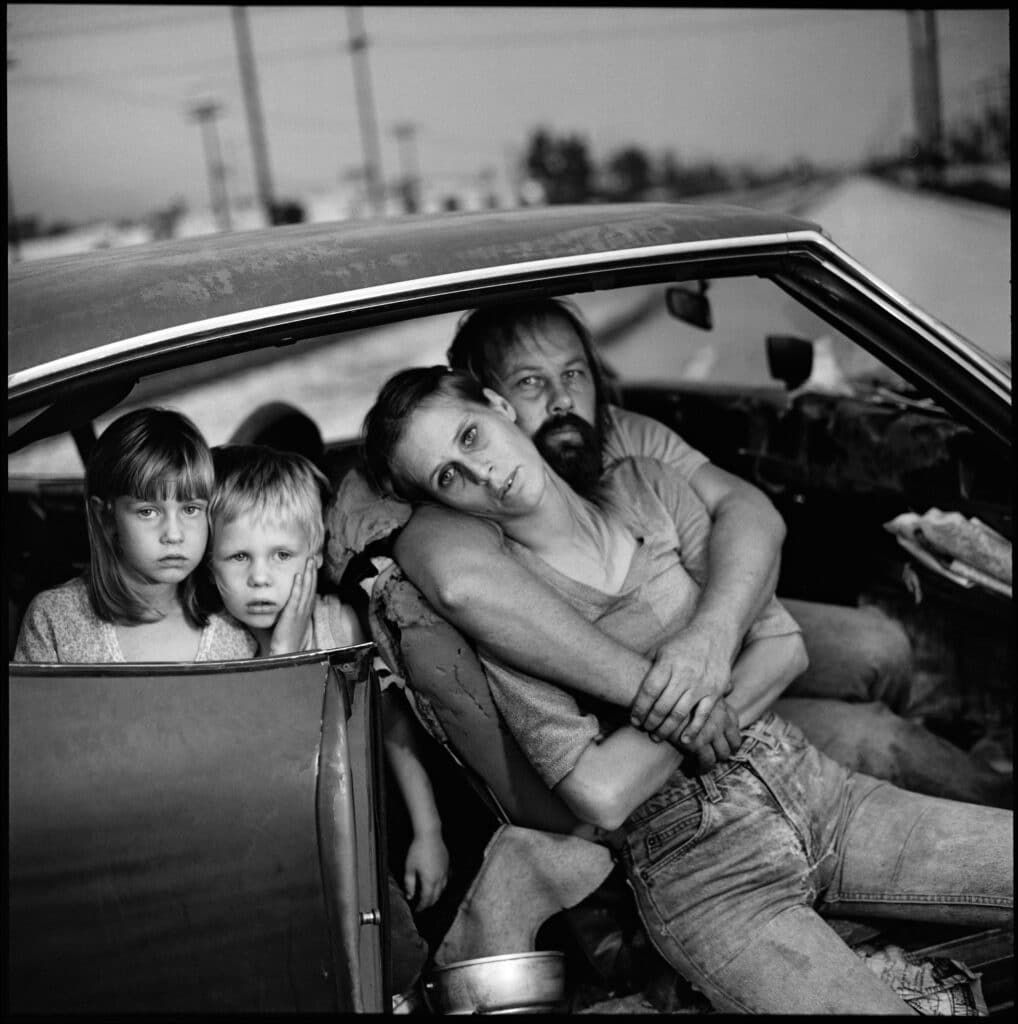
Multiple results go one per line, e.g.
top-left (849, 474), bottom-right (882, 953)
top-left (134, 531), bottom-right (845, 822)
top-left (209, 511), bottom-right (320, 630)
top-left (110, 496), bottom-right (209, 585)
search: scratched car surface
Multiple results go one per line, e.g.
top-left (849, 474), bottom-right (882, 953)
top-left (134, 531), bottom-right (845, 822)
top-left (7, 203), bottom-right (1012, 1013)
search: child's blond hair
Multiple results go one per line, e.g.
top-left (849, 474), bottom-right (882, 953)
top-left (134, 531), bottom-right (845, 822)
top-left (209, 444), bottom-right (330, 553)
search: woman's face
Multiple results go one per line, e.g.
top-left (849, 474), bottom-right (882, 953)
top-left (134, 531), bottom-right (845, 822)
top-left (392, 389), bottom-right (548, 519)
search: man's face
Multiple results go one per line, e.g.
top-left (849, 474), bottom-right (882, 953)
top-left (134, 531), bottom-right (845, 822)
top-left (492, 315), bottom-right (603, 494)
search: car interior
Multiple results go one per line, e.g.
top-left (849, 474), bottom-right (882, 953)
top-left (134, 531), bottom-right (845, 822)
top-left (7, 278), bottom-right (1013, 1011)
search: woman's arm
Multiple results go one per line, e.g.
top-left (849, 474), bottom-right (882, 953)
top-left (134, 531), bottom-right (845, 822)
top-left (395, 504), bottom-right (654, 703)
top-left (724, 632), bottom-right (808, 729)
top-left (554, 723), bottom-right (685, 832)
top-left (557, 632), bottom-right (806, 831)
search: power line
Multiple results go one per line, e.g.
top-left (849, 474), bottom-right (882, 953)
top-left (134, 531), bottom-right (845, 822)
top-left (375, 11), bottom-right (887, 49)
top-left (9, 10), bottom-right (227, 40)
top-left (6, 41), bottom-right (349, 84)
top-left (9, 74), bottom-right (191, 111)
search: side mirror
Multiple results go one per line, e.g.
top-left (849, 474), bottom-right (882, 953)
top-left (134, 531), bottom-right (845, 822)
top-left (665, 280), bottom-right (712, 331)
top-left (766, 334), bottom-right (814, 391)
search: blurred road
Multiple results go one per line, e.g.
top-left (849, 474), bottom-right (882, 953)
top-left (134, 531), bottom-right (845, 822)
top-left (9, 174), bottom-right (1009, 478)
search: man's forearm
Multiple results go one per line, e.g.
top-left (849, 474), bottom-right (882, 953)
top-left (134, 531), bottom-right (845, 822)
top-left (693, 491), bottom-right (783, 661)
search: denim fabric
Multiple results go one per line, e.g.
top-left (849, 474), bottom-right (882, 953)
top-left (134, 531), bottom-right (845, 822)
top-left (781, 599), bottom-right (913, 713)
top-left (620, 711), bottom-right (1013, 1014)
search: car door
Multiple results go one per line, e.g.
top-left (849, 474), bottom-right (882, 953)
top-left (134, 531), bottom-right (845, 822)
top-left (8, 643), bottom-right (388, 1013)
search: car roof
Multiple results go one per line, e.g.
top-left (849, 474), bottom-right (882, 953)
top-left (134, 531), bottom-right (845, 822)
top-left (8, 202), bottom-right (816, 381)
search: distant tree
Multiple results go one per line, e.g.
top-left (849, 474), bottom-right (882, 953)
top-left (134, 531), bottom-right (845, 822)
top-left (656, 153), bottom-right (731, 198)
top-left (605, 145), bottom-right (653, 200)
top-left (524, 127), bottom-right (594, 204)
top-left (149, 198), bottom-right (188, 241)
top-left (8, 214), bottom-right (40, 243)
top-left (269, 199), bottom-right (305, 225)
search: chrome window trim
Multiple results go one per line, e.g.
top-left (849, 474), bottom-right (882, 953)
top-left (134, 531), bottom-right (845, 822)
top-left (9, 229), bottom-right (1008, 406)
top-left (8, 232), bottom-right (806, 396)
top-left (806, 236), bottom-right (1009, 396)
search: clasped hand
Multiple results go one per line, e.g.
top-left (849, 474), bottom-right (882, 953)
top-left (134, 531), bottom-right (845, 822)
top-left (629, 617), bottom-right (742, 769)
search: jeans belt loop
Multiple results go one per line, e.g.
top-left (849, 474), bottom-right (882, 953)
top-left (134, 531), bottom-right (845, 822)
top-left (700, 772), bottom-right (723, 803)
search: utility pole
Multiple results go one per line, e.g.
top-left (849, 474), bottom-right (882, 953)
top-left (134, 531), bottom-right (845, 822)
top-left (907, 9), bottom-right (944, 185)
top-left (392, 121), bottom-right (419, 213)
top-left (188, 99), bottom-right (233, 232)
top-left (8, 166), bottom-right (21, 263)
top-left (346, 6), bottom-right (386, 216)
top-left (231, 6), bottom-right (276, 226)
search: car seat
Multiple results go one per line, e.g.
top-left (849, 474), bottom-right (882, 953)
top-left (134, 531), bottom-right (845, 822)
top-left (229, 401), bottom-right (325, 470)
top-left (323, 460), bottom-right (667, 992)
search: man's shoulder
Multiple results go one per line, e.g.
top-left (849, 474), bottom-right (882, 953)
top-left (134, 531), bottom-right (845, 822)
top-left (604, 405), bottom-right (708, 479)
top-left (602, 454), bottom-right (696, 498)
top-left (602, 453), bottom-right (671, 489)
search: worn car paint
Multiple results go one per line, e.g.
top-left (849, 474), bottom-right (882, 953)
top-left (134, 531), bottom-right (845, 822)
top-left (7, 204), bottom-right (816, 381)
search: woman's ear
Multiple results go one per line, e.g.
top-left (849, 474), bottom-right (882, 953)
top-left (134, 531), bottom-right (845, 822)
top-left (482, 388), bottom-right (517, 422)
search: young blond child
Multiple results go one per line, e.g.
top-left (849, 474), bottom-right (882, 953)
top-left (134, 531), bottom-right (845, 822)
top-left (207, 444), bottom-right (449, 911)
top-left (14, 408), bottom-right (256, 663)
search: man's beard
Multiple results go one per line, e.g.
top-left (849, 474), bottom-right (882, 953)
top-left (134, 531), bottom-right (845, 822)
top-left (533, 412), bottom-right (603, 496)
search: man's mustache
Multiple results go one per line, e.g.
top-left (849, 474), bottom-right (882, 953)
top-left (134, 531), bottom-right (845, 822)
top-left (533, 412), bottom-right (598, 449)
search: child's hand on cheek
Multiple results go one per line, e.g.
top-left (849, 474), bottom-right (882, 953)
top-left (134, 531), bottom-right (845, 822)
top-left (268, 558), bottom-right (317, 656)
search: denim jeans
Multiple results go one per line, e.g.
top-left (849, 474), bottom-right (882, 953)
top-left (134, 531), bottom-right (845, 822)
top-left (781, 599), bottom-right (913, 713)
top-left (774, 697), bottom-right (1011, 808)
top-left (620, 711), bottom-right (1013, 1014)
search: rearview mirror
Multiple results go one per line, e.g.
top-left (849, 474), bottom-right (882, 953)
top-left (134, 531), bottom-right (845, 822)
top-left (665, 281), bottom-right (712, 331)
top-left (766, 334), bottom-right (814, 391)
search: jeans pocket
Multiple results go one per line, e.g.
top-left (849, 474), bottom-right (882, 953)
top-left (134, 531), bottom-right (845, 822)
top-left (635, 795), bottom-right (709, 879)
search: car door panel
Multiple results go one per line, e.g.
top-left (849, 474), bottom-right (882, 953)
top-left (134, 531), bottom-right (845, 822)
top-left (8, 645), bottom-right (385, 1013)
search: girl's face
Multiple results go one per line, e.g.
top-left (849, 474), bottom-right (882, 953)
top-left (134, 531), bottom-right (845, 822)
top-left (109, 495), bottom-right (209, 586)
top-left (392, 389), bottom-right (548, 519)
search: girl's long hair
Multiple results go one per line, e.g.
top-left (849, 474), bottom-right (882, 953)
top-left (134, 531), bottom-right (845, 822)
top-left (85, 407), bottom-right (214, 626)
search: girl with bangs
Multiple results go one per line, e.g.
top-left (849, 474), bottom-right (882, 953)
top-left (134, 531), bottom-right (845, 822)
top-left (14, 408), bottom-right (256, 663)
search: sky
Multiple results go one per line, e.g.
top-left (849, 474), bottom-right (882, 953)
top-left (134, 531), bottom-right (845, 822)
top-left (6, 6), bottom-right (1011, 224)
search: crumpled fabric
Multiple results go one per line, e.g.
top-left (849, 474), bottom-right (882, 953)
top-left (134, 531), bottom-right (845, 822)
top-left (323, 464), bottom-right (411, 587)
top-left (885, 508), bottom-right (1012, 598)
top-left (433, 824), bottom-right (614, 967)
top-left (855, 942), bottom-right (989, 1016)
